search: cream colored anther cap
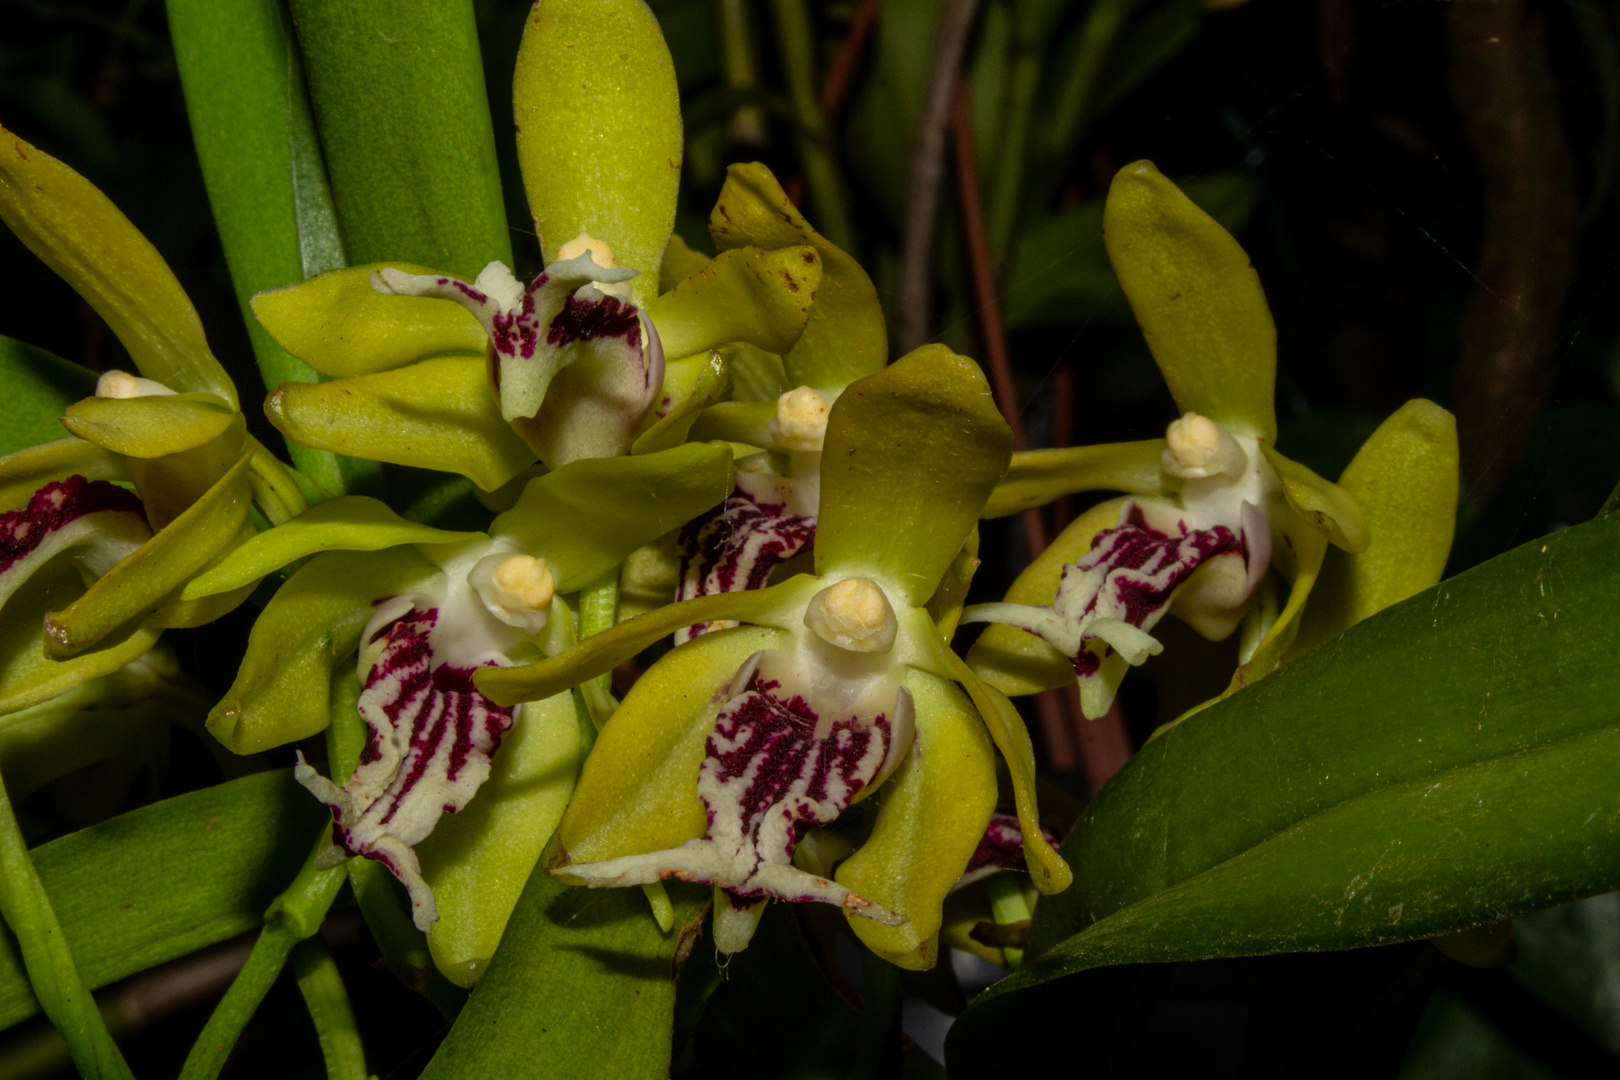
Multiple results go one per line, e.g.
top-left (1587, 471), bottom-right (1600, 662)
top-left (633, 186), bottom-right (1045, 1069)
top-left (1162, 412), bottom-right (1247, 480)
top-left (96, 370), bottom-right (176, 399)
top-left (804, 577), bottom-right (897, 654)
top-left (770, 386), bottom-right (832, 452)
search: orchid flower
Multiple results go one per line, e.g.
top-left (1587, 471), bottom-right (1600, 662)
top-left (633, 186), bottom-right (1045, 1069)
top-left (963, 162), bottom-right (1459, 720)
top-left (0, 126), bottom-right (309, 716)
top-left (475, 346), bottom-right (1073, 969)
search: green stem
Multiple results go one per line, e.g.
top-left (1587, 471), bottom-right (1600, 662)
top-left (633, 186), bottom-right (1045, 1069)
top-left (578, 568), bottom-right (621, 699)
top-left (986, 874), bottom-right (1031, 969)
top-left (291, 937), bottom-right (369, 1080)
top-left (0, 774), bottom-right (133, 1080)
top-left (768, 0), bottom-right (858, 253)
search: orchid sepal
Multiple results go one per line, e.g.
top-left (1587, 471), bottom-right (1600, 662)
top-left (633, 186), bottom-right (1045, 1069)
top-left (1262, 445), bottom-right (1371, 554)
top-left (982, 440), bottom-right (1172, 520)
top-left (60, 393), bottom-right (237, 459)
top-left (0, 438), bottom-right (128, 514)
top-left (643, 245), bottom-right (821, 359)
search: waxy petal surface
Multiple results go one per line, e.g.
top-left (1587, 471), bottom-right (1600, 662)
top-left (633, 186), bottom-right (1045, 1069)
top-left (644, 245), bottom-right (821, 359)
top-left (61, 394), bottom-right (238, 459)
top-left (983, 440), bottom-right (1169, 520)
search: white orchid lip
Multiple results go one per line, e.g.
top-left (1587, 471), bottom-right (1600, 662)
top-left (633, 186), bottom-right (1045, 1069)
top-left (96, 370), bottom-right (176, 399)
top-left (1163, 412), bottom-right (1247, 480)
top-left (468, 551), bottom-right (555, 635)
top-left (804, 578), bottom-right (897, 654)
top-left (770, 386), bottom-right (832, 452)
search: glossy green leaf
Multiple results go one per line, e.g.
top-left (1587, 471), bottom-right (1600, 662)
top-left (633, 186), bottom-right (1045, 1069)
top-left (644, 245), bottom-right (822, 359)
top-left (1293, 399), bottom-right (1460, 655)
top-left (207, 546), bottom-right (439, 755)
top-left (0, 126), bottom-right (238, 408)
top-left (965, 497), bottom-right (1127, 697)
top-left (1104, 160), bottom-right (1275, 441)
top-left (418, 872), bottom-right (706, 1080)
top-left (950, 512), bottom-right (1620, 1056)
top-left (289, 0), bottom-right (510, 278)
top-left (0, 770), bottom-right (325, 1030)
top-left (514, 0), bottom-right (681, 307)
top-left (252, 264), bottom-right (487, 378)
top-left (1264, 445), bottom-right (1371, 554)
top-left (709, 163), bottom-right (888, 389)
top-left (61, 393), bottom-right (237, 459)
top-left (182, 495), bottom-right (473, 601)
top-left (0, 439), bottom-right (128, 514)
top-left (0, 337), bottom-right (96, 457)
top-left (632, 350), bottom-right (733, 455)
top-left (266, 357), bottom-right (537, 492)
top-left (983, 439), bottom-right (1168, 519)
top-left (491, 442), bottom-right (734, 592)
top-left (477, 576), bottom-right (817, 707)
top-left (45, 452), bottom-right (253, 659)
top-left (167, 0), bottom-right (354, 494)
top-left (817, 345), bottom-right (1013, 606)
top-left (837, 669), bottom-right (997, 969)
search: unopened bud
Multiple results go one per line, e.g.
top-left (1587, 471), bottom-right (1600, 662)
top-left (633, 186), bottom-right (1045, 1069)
top-left (770, 386), bottom-right (832, 452)
top-left (1162, 412), bottom-right (1247, 480)
top-left (469, 552), bottom-right (555, 635)
top-left (804, 577), bottom-right (897, 654)
top-left (96, 370), bottom-right (175, 399)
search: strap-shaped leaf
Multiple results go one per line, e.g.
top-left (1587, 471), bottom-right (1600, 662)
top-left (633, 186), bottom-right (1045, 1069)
top-left (631, 351), bottom-right (732, 455)
top-left (44, 452), bottom-right (253, 659)
top-left (476, 575), bottom-right (820, 706)
top-left (266, 357), bottom-right (537, 492)
top-left (983, 440), bottom-right (1169, 519)
top-left (966, 498), bottom-right (1128, 697)
top-left (836, 669), bottom-right (997, 969)
top-left (61, 393), bottom-right (237, 459)
top-left (0, 770), bottom-right (325, 1030)
top-left (1104, 160), bottom-right (1274, 441)
top-left (251, 264), bottom-right (487, 378)
top-left (0, 126), bottom-right (237, 408)
top-left (644, 245), bottom-right (822, 359)
top-left (491, 441), bottom-right (734, 592)
top-left (1263, 445), bottom-right (1370, 553)
top-left (709, 164), bottom-right (887, 390)
top-left (0, 336), bottom-right (96, 457)
top-left (0, 440), bottom-right (128, 514)
top-left (816, 345), bottom-right (1013, 606)
top-left (514, 0), bottom-right (681, 307)
top-left (182, 496), bottom-right (473, 601)
top-left (1293, 399), bottom-right (1459, 655)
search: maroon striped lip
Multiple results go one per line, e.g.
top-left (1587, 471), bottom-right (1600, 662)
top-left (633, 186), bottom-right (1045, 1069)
top-left (0, 476), bottom-right (146, 577)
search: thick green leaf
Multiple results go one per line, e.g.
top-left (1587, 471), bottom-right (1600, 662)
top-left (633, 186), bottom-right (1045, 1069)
top-left (1104, 161), bottom-right (1276, 440)
top-left (948, 512), bottom-right (1620, 1064)
top-left (61, 393), bottom-right (237, 459)
top-left (491, 442), bottom-right (734, 592)
top-left (0, 770), bottom-right (325, 1030)
top-left (0, 127), bottom-right (239, 408)
top-left (289, 0), bottom-right (510, 277)
top-left (816, 345), bottom-right (1013, 606)
top-left (514, 0), bottom-right (681, 307)
top-left (0, 439), bottom-right (128, 514)
top-left (982, 439), bottom-right (1168, 519)
top-left (251, 264), bottom-right (486, 379)
top-left (644, 245), bottom-right (821, 358)
top-left (266, 357), bottom-right (537, 492)
top-left (182, 495), bottom-right (472, 600)
top-left (418, 873), bottom-right (707, 1080)
top-left (0, 337), bottom-right (95, 457)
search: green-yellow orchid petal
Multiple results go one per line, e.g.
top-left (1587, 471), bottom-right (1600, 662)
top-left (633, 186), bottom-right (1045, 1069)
top-left (207, 546), bottom-right (440, 754)
top-left (124, 412), bottom-right (247, 530)
top-left (659, 233), bottom-right (711, 293)
top-left (631, 350), bottom-right (732, 455)
top-left (0, 335), bottom-right (96, 457)
top-left (547, 626), bottom-right (783, 870)
top-left (1223, 514), bottom-right (1328, 695)
top-left (266, 356), bottom-right (538, 492)
top-left (644, 245), bottom-right (822, 359)
top-left (926, 527), bottom-right (981, 642)
top-left (1262, 445), bottom-right (1371, 554)
top-left (835, 669), bottom-right (997, 969)
top-left (147, 526), bottom-right (258, 629)
top-left (251, 263), bottom-right (486, 378)
top-left (0, 126), bottom-right (238, 408)
top-left (688, 399), bottom-right (778, 448)
top-left (0, 561), bottom-right (159, 716)
top-left (709, 163), bottom-right (887, 390)
top-left (43, 452), bottom-right (252, 659)
top-left (966, 497), bottom-right (1129, 697)
top-left (983, 440), bottom-right (1171, 519)
top-left (1291, 399), bottom-right (1459, 655)
top-left (476, 575), bottom-right (820, 707)
top-left (0, 439), bottom-right (128, 513)
top-left (514, 0), bottom-right (681, 308)
top-left (60, 393), bottom-right (237, 459)
top-left (938, 647), bottom-right (1072, 895)
top-left (416, 687), bottom-right (583, 988)
top-left (816, 345), bottom-right (1013, 607)
top-left (491, 441), bottom-right (734, 593)
top-left (181, 496), bottom-right (475, 601)
top-left (1104, 160), bottom-right (1275, 441)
